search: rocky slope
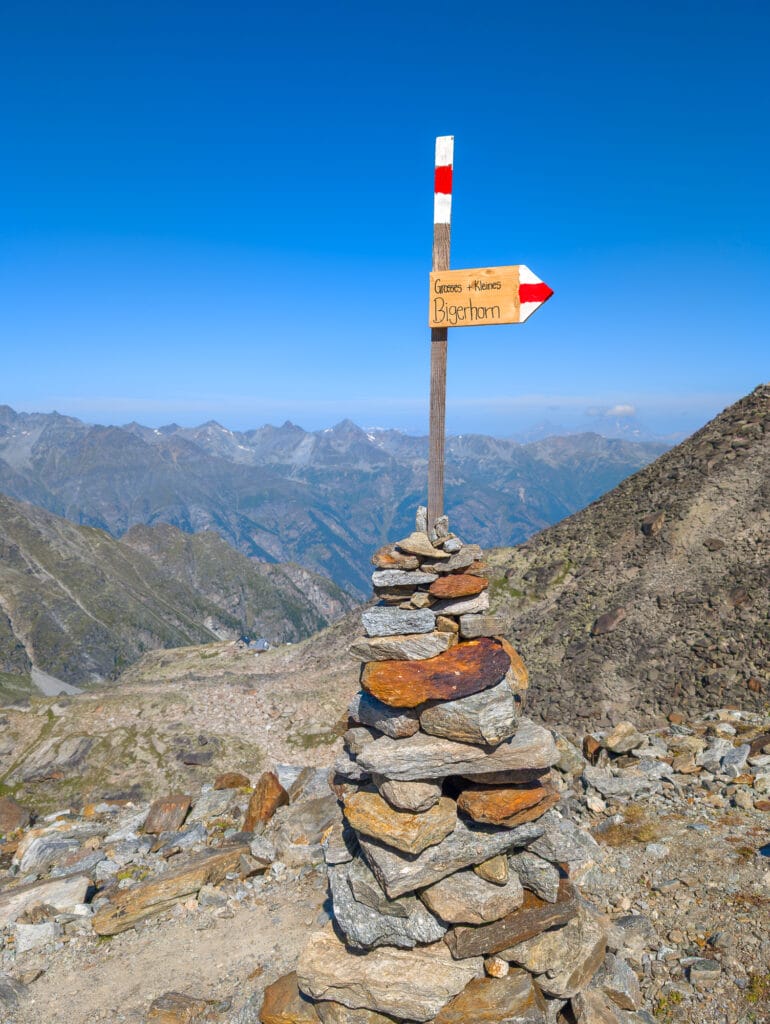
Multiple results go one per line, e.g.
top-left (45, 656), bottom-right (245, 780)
top-left (486, 384), bottom-right (770, 729)
top-left (0, 406), bottom-right (666, 597)
top-left (0, 495), bottom-right (354, 691)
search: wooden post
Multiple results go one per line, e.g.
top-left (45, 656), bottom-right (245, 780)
top-left (428, 136), bottom-right (453, 530)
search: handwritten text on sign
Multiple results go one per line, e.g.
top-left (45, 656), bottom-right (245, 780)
top-left (429, 265), bottom-right (553, 328)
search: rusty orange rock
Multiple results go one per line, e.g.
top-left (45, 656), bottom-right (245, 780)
top-left (362, 637), bottom-right (511, 708)
top-left (429, 574), bottom-right (489, 599)
top-left (214, 771), bottom-right (251, 790)
top-left (244, 771), bottom-right (289, 831)
top-left (457, 781), bottom-right (560, 827)
top-left (497, 637), bottom-right (529, 690)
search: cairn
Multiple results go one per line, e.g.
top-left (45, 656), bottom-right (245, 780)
top-left (263, 510), bottom-right (645, 1024)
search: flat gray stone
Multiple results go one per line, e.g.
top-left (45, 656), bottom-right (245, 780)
top-left (499, 904), bottom-right (608, 998)
top-left (508, 850), bottom-right (561, 902)
top-left (428, 546), bottom-right (482, 574)
top-left (432, 592), bottom-right (490, 616)
top-left (329, 858), bottom-right (446, 950)
top-left (13, 921), bottom-right (61, 953)
top-left (349, 692), bottom-right (420, 739)
top-left (595, 952), bottom-right (642, 1010)
top-left (297, 923), bottom-right (483, 1022)
top-left (359, 817), bottom-right (546, 899)
top-left (0, 874), bottom-right (92, 925)
top-left (582, 765), bottom-right (663, 800)
top-left (376, 778), bottom-right (442, 813)
top-left (419, 678), bottom-right (521, 745)
top-left (0, 973), bottom-right (27, 1008)
top-left (18, 837), bottom-right (81, 876)
top-left (527, 811), bottom-right (599, 874)
top-left (721, 743), bottom-right (750, 772)
top-left (344, 727), bottom-right (378, 755)
top-left (349, 632), bottom-right (453, 663)
top-left (333, 751), bottom-right (371, 783)
top-left (420, 867), bottom-right (524, 925)
top-left (459, 614), bottom-right (505, 639)
top-left (396, 532), bottom-right (451, 560)
top-left (356, 718), bottom-right (558, 782)
top-left (603, 722), bottom-right (646, 754)
top-left (361, 608), bottom-right (435, 638)
top-left (372, 570), bottom-right (438, 588)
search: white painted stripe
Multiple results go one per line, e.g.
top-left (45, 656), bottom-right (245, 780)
top-left (518, 301), bottom-right (542, 323)
top-left (435, 136), bottom-right (454, 167)
top-left (518, 265), bottom-right (541, 285)
top-left (434, 192), bottom-right (452, 224)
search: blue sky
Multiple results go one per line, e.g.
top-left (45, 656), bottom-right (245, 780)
top-left (2, 1), bottom-right (768, 439)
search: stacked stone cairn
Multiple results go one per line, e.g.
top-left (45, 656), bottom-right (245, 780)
top-left (262, 510), bottom-right (647, 1024)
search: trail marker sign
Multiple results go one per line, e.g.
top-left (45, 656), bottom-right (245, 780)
top-left (429, 265), bottom-right (553, 328)
top-left (427, 137), bottom-right (554, 527)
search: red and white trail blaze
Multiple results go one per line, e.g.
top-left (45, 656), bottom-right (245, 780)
top-left (517, 265), bottom-right (554, 322)
top-left (434, 136), bottom-right (453, 226)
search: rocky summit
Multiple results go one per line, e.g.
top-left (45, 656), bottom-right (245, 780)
top-left (270, 510), bottom-right (650, 1024)
top-left (489, 384), bottom-right (770, 729)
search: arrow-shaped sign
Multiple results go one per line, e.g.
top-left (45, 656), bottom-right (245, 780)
top-left (429, 264), bottom-right (553, 328)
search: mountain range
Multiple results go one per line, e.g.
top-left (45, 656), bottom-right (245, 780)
top-left (0, 493), bottom-right (353, 692)
top-left (0, 406), bottom-right (667, 597)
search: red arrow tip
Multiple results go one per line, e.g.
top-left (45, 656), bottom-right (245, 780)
top-left (519, 282), bottom-right (554, 304)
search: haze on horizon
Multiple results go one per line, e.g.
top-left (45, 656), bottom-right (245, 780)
top-left (2, 2), bottom-right (768, 441)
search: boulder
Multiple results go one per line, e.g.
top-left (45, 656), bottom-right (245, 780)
top-left (260, 971), bottom-right (321, 1024)
top-left (244, 772), bottom-right (290, 831)
top-left (357, 720), bottom-right (558, 782)
top-left (297, 924), bottom-right (482, 1022)
top-left (419, 678), bottom-right (521, 745)
top-left (419, 867), bottom-right (524, 925)
top-left (362, 638), bottom-right (510, 708)
top-left (343, 792), bottom-right (456, 855)
top-left (349, 632), bottom-right (454, 663)
top-left (358, 817), bottom-right (546, 899)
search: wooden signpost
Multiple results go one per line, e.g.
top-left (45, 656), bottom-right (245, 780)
top-left (427, 137), bottom-right (553, 528)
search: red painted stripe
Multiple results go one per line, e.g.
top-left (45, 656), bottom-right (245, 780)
top-left (519, 282), bottom-right (553, 303)
top-left (434, 164), bottom-right (453, 194)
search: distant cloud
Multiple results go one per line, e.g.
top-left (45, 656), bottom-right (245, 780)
top-left (606, 403), bottom-right (636, 417)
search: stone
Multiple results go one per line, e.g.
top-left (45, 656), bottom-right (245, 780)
top-left (457, 780), bottom-right (560, 827)
top-left (0, 795), bottom-right (31, 833)
top-left (147, 991), bottom-right (219, 1023)
top-left (0, 874), bottom-right (92, 924)
top-left (260, 971), bottom-right (321, 1024)
top-left (322, 822), bottom-right (358, 865)
top-left (555, 736), bottom-right (586, 775)
top-left (349, 632), bottom-right (454, 663)
top-left (344, 727), bottom-right (378, 756)
top-left (458, 614), bottom-right (505, 639)
top-left (329, 858), bottom-right (445, 950)
top-left (18, 836), bottom-right (81, 875)
top-left (428, 546), bottom-right (482, 574)
top-left (435, 615), bottom-right (460, 634)
top-left (688, 957), bottom-right (721, 986)
top-left (484, 955), bottom-right (510, 978)
top-left (415, 506), bottom-right (429, 532)
top-left (722, 743), bottom-right (750, 772)
top-left (498, 637), bottom-right (529, 690)
top-left (359, 817), bottom-right (546, 899)
top-left (444, 881), bottom-right (579, 959)
top-left (419, 867), bottom-right (524, 924)
top-left (357, 719), bottom-right (558, 782)
top-left (361, 608), bottom-right (436, 638)
top-left (595, 953), bottom-right (642, 1010)
top-left (315, 1003), bottom-right (395, 1024)
top-left (527, 811), bottom-right (599, 875)
top-left (429, 574), bottom-right (488, 599)
top-left (179, 750), bottom-right (213, 766)
top-left (603, 723), bottom-right (646, 755)
top-left (432, 592), bottom-right (491, 616)
top-left (297, 923), bottom-right (482, 1023)
top-left (591, 608), bottom-right (626, 636)
top-left (606, 915), bottom-right (656, 958)
top-left (571, 989), bottom-right (623, 1023)
top-left (419, 677), bottom-right (522, 745)
top-left (144, 794), bottom-right (192, 835)
top-left (396, 532), bottom-right (450, 559)
top-left (92, 844), bottom-right (249, 935)
top-left (376, 778), bottom-right (442, 813)
top-left (349, 692), bottom-right (420, 739)
top-left (474, 854), bottom-right (509, 885)
top-left (500, 904), bottom-right (608, 998)
top-left (214, 772), bottom-right (250, 790)
top-left (14, 921), bottom-right (61, 953)
top-left (432, 971), bottom-right (546, 1024)
top-left (410, 592), bottom-right (433, 609)
top-left (249, 835), bottom-right (277, 866)
top-left (372, 569), bottom-right (438, 588)
top-left (187, 787), bottom-right (237, 824)
top-left (371, 545), bottom-right (420, 571)
top-left (582, 766), bottom-right (663, 800)
top-left (442, 537), bottom-right (462, 554)
top-left (343, 792), bottom-right (456, 855)
top-left (362, 638), bottom-right (510, 708)
top-left (0, 973), bottom-right (26, 1009)
top-left (508, 851), bottom-right (561, 903)
top-left (49, 847), bottom-right (105, 878)
top-left (244, 772), bottom-right (289, 831)
top-left (640, 511), bottom-right (665, 536)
